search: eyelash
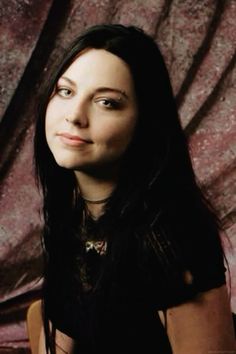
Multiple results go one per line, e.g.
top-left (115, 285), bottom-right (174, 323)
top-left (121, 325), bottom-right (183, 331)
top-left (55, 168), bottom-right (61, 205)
top-left (56, 87), bottom-right (72, 98)
top-left (97, 98), bottom-right (121, 109)
top-left (55, 86), bottom-right (121, 109)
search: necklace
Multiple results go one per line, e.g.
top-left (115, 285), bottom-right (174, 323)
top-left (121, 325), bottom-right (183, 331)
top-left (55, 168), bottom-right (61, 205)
top-left (81, 195), bottom-right (111, 204)
top-left (85, 240), bottom-right (107, 255)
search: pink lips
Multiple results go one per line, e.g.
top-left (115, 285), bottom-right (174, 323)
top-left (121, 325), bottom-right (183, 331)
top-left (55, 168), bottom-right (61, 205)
top-left (57, 132), bottom-right (91, 146)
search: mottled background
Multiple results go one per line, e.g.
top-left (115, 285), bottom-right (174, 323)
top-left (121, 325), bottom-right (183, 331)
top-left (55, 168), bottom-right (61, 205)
top-left (0, 0), bottom-right (236, 352)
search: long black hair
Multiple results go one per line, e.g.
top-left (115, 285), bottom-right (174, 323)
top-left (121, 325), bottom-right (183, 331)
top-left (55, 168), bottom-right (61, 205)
top-left (34, 24), bottom-right (226, 353)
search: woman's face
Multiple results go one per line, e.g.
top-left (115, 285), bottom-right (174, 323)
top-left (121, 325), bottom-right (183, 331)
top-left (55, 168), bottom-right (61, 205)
top-left (45, 48), bottom-right (138, 175)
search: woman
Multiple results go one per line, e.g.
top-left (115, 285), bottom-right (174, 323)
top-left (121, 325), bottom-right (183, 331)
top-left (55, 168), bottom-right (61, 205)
top-left (34, 24), bottom-right (236, 353)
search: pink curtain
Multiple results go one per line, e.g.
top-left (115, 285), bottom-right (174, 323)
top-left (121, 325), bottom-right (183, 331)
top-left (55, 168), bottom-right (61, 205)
top-left (0, 0), bottom-right (235, 352)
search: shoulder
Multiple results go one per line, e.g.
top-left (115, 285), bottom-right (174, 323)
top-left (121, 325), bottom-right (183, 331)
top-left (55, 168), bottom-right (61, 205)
top-left (39, 325), bottom-right (77, 354)
top-left (162, 284), bottom-right (236, 354)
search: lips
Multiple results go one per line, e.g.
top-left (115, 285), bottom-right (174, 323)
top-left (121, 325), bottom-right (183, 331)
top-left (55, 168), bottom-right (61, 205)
top-left (57, 132), bottom-right (92, 146)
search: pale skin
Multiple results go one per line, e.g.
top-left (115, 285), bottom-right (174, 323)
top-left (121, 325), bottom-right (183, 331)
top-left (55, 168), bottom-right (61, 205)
top-left (39, 48), bottom-right (236, 353)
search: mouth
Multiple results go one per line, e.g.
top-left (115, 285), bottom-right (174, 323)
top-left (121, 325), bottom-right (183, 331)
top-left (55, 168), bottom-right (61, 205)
top-left (57, 132), bottom-right (92, 146)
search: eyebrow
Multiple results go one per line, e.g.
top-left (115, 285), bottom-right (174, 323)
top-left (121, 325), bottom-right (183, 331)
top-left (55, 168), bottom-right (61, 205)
top-left (94, 87), bottom-right (128, 99)
top-left (60, 76), bottom-right (77, 87)
top-left (60, 76), bottom-right (128, 99)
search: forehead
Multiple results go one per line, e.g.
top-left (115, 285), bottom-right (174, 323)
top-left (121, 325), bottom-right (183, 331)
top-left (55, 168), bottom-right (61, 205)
top-left (61, 48), bottom-right (134, 90)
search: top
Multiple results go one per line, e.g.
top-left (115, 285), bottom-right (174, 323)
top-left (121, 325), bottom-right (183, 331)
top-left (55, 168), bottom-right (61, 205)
top-left (45, 214), bottom-right (227, 354)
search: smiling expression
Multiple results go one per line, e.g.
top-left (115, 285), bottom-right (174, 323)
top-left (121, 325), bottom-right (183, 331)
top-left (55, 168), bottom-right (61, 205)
top-left (45, 48), bottom-right (138, 175)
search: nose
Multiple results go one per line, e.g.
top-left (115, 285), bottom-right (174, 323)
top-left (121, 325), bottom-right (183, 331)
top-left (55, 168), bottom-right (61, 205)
top-left (65, 116), bottom-right (88, 127)
top-left (65, 99), bottom-right (89, 128)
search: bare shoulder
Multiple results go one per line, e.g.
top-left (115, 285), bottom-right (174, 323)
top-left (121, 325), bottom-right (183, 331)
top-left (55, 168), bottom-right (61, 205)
top-left (39, 326), bottom-right (77, 354)
top-left (159, 285), bottom-right (236, 354)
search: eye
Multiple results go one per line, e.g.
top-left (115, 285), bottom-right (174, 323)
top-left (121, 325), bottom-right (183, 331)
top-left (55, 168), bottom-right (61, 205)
top-left (56, 87), bottom-right (73, 98)
top-left (96, 98), bottom-right (121, 109)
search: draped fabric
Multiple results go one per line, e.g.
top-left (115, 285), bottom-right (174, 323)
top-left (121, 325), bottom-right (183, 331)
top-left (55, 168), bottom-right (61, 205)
top-left (0, 0), bottom-right (236, 352)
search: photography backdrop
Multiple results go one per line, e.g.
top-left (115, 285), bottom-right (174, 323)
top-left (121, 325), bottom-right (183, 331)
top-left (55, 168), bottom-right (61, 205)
top-left (0, 0), bottom-right (236, 352)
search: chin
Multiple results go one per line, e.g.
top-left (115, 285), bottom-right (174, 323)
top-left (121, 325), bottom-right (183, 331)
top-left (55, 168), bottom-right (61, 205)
top-left (52, 156), bottom-right (82, 170)
top-left (53, 158), bottom-right (96, 172)
top-left (52, 151), bottom-right (121, 174)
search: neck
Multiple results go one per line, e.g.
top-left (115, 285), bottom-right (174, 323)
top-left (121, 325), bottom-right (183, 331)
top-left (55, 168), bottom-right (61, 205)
top-left (74, 168), bottom-right (118, 218)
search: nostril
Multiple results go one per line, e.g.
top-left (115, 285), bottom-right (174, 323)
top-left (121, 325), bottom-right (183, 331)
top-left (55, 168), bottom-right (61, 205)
top-left (65, 116), bottom-right (88, 127)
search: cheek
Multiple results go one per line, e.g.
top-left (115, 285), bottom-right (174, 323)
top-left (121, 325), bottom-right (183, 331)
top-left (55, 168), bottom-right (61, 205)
top-left (95, 116), bottom-right (137, 149)
top-left (45, 103), bottom-right (57, 135)
top-left (45, 111), bottom-right (57, 148)
top-left (45, 98), bottom-right (62, 129)
top-left (44, 113), bottom-right (51, 141)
